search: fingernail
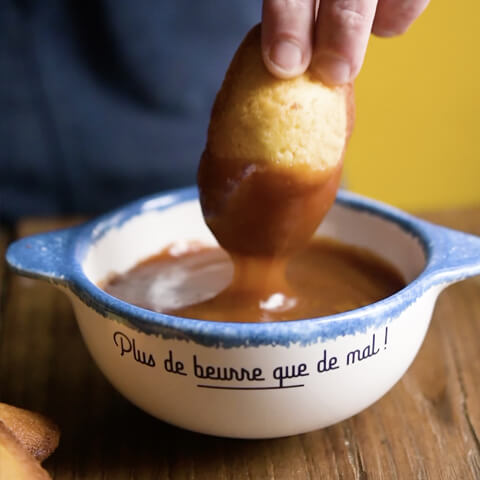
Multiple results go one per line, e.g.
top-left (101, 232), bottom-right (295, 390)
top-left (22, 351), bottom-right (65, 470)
top-left (374, 29), bottom-right (398, 38)
top-left (315, 53), bottom-right (351, 85)
top-left (269, 40), bottom-right (303, 74)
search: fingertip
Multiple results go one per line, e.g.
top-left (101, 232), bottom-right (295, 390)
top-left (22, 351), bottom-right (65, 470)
top-left (372, 0), bottom-right (429, 39)
top-left (262, 38), bottom-right (310, 79)
top-left (260, 0), bottom-right (316, 80)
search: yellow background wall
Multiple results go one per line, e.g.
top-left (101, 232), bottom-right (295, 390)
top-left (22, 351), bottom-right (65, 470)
top-left (344, 1), bottom-right (479, 211)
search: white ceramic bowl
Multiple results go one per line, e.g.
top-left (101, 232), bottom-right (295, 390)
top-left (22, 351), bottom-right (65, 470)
top-left (6, 188), bottom-right (480, 438)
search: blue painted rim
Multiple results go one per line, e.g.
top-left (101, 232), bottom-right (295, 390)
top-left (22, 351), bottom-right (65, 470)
top-left (7, 187), bottom-right (480, 347)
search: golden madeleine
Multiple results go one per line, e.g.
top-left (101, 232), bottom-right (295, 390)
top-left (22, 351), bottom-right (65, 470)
top-left (198, 24), bottom-right (354, 256)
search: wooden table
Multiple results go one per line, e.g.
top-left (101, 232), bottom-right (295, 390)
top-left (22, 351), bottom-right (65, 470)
top-left (1, 208), bottom-right (480, 479)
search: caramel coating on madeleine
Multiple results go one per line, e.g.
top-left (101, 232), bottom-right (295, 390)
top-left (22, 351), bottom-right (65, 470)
top-left (0, 403), bottom-right (60, 463)
top-left (207, 25), bottom-right (350, 171)
top-left (198, 150), bottom-right (343, 256)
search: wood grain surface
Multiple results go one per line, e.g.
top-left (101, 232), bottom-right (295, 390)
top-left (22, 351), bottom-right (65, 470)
top-left (1, 208), bottom-right (480, 479)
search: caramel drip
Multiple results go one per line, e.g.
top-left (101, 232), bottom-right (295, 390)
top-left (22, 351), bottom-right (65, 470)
top-left (196, 149), bottom-right (343, 317)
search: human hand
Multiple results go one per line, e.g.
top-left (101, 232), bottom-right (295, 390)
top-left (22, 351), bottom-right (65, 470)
top-left (261, 0), bottom-right (430, 84)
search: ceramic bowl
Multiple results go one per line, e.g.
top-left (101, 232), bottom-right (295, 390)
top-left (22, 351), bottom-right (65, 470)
top-left (6, 188), bottom-right (480, 438)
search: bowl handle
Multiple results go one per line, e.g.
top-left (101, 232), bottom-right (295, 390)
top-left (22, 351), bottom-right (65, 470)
top-left (6, 227), bottom-right (78, 286)
top-left (426, 223), bottom-right (480, 284)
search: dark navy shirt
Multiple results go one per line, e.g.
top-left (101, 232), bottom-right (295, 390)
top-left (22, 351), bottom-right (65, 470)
top-left (0, 1), bottom-right (260, 221)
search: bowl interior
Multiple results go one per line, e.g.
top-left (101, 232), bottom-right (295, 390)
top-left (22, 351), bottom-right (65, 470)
top-left (83, 199), bottom-right (426, 289)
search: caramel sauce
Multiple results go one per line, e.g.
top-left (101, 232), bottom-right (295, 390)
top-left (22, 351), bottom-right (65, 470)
top-left (101, 150), bottom-right (403, 323)
top-left (103, 238), bottom-right (405, 323)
